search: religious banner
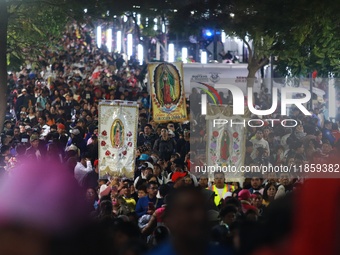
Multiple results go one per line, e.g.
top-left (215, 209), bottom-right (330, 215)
top-left (205, 104), bottom-right (250, 183)
top-left (148, 62), bottom-right (188, 123)
top-left (98, 100), bottom-right (138, 179)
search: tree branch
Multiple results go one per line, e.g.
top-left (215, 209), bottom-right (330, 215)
top-left (9, 0), bottom-right (66, 8)
top-left (243, 37), bottom-right (253, 64)
top-left (258, 57), bottom-right (269, 68)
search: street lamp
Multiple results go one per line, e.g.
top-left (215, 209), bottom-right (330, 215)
top-left (116, 31), bottom-right (122, 52)
top-left (127, 34), bottom-right (133, 59)
top-left (96, 26), bottom-right (102, 48)
top-left (182, 47), bottom-right (188, 63)
top-left (137, 14), bottom-right (141, 25)
top-left (168, 43), bottom-right (175, 62)
top-left (221, 31), bottom-right (226, 43)
top-left (153, 18), bottom-right (158, 31)
top-left (201, 51), bottom-right (207, 64)
top-left (137, 44), bottom-right (143, 65)
top-left (106, 29), bottom-right (112, 52)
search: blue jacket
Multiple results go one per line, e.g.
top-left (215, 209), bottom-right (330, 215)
top-left (322, 128), bottom-right (335, 145)
top-left (135, 195), bottom-right (163, 218)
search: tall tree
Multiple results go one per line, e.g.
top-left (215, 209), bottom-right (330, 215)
top-left (267, 0), bottom-right (340, 78)
top-left (0, 0), bottom-right (72, 131)
top-left (0, 0), bottom-right (8, 133)
top-left (7, 3), bottom-right (68, 69)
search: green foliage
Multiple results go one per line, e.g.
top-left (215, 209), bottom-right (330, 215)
top-left (264, 0), bottom-right (340, 78)
top-left (7, 0), bottom-right (69, 68)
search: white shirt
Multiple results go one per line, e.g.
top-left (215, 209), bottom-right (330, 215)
top-left (215, 187), bottom-right (224, 199)
top-left (250, 138), bottom-right (270, 159)
top-left (74, 161), bottom-right (92, 185)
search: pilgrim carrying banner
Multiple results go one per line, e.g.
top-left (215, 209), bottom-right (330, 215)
top-left (148, 62), bottom-right (188, 123)
top-left (98, 100), bottom-right (138, 179)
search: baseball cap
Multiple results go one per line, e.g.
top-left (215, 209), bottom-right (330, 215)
top-left (71, 129), bottom-right (80, 135)
top-left (66, 144), bottom-right (78, 152)
top-left (57, 123), bottom-right (65, 130)
top-left (171, 172), bottom-right (187, 182)
top-left (30, 134), bottom-right (39, 142)
top-left (145, 162), bottom-right (154, 170)
top-left (139, 154), bottom-right (149, 161)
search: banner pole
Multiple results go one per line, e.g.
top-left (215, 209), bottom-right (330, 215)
top-left (147, 78), bottom-right (152, 123)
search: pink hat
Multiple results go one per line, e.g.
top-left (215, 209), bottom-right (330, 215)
top-left (238, 189), bottom-right (251, 201)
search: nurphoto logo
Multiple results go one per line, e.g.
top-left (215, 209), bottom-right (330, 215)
top-left (201, 85), bottom-right (311, 128)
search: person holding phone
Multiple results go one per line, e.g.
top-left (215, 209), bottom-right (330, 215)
top-left (135, 181), bottom-right (163, 218)
top-left (99, 176), bottom-right (120, 199)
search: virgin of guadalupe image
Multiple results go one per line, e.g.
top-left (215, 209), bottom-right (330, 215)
top-left (155, 63), bottom-right (181, 108)
top-left (111, 119), bottom-right (124, 148)
top-left (220, 130), bottom-right (230, 160)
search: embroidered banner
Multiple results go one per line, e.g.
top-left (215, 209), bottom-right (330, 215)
top-left (205, 104), bottom-right (249, 183)
top-left (148, 62), bottom-right (188, 123)
top-left (98, 100), bottom-right (138, 178)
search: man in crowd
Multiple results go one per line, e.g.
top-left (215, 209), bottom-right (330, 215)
top-left (135, 181), bottom-right (162, 218)
top-left (25, 134), bottom-right (43, 161)
top-left (137, 124), bottom-right (156, 147)
top-left (198, 174), bottom-right (209, 189)
top-left (250, 129), bottom-right (270, 159)
top-left (209, 172), bottom-right (234, 207)
top-left (153, 128), bottom-right (176, 161)
top-left (249, 175), bottom-right (264, 195)
top-left (74, 154), bottom-right (92, 185)
top-left (322, 120), bottom-right (336, 145)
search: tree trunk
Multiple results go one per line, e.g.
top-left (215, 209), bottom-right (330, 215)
top-left (247, 64), bottom-right (258, 88)
top-left (0, 1), bottom-right (8, 132)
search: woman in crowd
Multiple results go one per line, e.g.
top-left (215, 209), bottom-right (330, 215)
top-left (262, 183), bottom-right (278, 206)
top-left (27, 107), bottom-right (38, 126)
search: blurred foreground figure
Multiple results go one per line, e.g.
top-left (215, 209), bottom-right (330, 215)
top-left (252, 154), bottom-right (340, 255)
top-left (0, 160), bottom-right (87, 255)
top-left (147, 187), bottom-right (233, 255)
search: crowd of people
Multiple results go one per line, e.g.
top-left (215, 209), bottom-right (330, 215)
top-left (0, 22), bottom-right (340, 255)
